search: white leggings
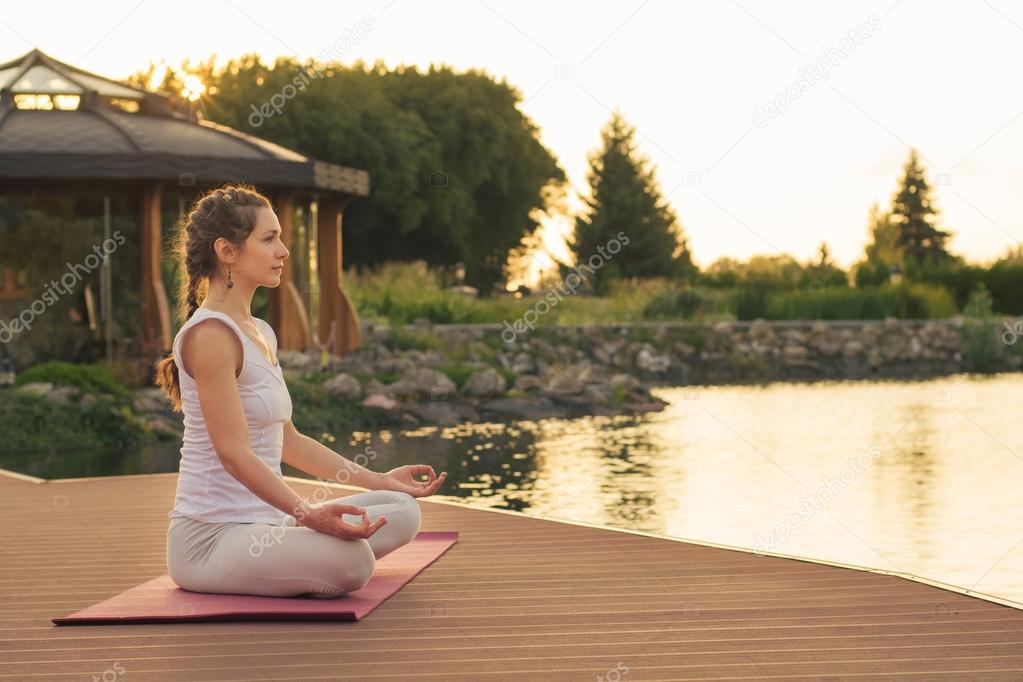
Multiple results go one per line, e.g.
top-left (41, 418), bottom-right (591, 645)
top-left (167, 490), bottom-right (422, 598)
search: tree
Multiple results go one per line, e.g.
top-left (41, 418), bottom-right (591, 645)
top-left (129, 56), bottom-right (566, 295)
top-left (854, 202), bottom-right (900, 287)
top-left (803, 241), bottom-right (848, 289)
top-left (863, 202), bottom-right (900, 265)
top-left (891, 148), bottom-right (952, 265)
top-left (570, 112), bottom-right (695, 294)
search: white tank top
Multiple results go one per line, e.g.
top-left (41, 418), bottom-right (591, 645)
top-left (168, 307), bottom-right (294, 524)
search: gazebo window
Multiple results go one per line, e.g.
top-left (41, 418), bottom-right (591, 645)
top-left (12, 93), bottom-right (80, 110)
top-left (106, 98), bottom-right (140, 113)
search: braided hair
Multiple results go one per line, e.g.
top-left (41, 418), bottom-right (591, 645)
top-left (154, 183), bottom-right (272, 411)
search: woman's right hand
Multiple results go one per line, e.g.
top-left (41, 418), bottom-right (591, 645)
top-left (296, 503), bottom-right (388, 540)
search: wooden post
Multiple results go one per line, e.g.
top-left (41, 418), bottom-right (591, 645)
top-left (140, 183), bottom-right (171, 353)
top-left (267, 191), bottom-right (311, 351)
top-left (316, 195), bottom-right (361, 357)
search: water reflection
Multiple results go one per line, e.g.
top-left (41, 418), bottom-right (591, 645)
top-left (4, 373), bottom-right (1022, 604)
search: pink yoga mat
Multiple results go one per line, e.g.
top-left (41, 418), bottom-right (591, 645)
top-left (53, 531), bottom-right (457, 625)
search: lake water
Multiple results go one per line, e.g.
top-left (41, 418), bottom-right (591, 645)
top-left (7, 373), bottom-right (1022, 605)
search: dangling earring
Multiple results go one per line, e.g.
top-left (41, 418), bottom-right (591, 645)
top-left (227, 266), bottom-right (234, 289)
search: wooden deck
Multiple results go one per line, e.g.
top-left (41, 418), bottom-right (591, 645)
top-left (2, 469), bottom-right (1023, 681)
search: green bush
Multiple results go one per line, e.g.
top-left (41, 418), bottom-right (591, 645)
top-left (961, 283), bottom-right (1004, 371)
top-left (642, 288), bottom-right (705, 320)
top-left (388, 327), bottom-right (443, 352)
top-left (15, 361), bottom-right (131, 402)
top-left (762, 284), bottom-right (956, 320)
top-left (732, 287), bottom-right (770, 320)
top-left (0, 390), bottom-right (147, 457)
top-left (440, 363), bottom-right (476, 390)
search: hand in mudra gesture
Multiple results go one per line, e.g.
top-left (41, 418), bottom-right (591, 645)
top-left (379, 464), bottom-right (447, 498)
top-left (296, 504), bottom-right (388, 540)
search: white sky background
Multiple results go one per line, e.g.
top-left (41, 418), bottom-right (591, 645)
top-left (4, 0), bottom-right (1023, 274)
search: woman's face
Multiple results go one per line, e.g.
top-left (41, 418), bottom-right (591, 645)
top-left (236, 207), bottom-right (290, 287)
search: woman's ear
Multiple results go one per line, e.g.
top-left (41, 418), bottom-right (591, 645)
top-left (213, 237), bottom-right (237, 265)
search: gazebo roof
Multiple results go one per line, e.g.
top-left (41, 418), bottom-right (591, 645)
top-left (0, 49), bottom-right (368, 196)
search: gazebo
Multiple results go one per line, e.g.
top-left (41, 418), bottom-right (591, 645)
top-left (0, 48), bottom-right (368, 369)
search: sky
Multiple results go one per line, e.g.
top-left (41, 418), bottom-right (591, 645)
top-left (3, 0), bottom-right (1023, 276)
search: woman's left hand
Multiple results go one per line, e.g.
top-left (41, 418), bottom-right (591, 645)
top-left (378, 465), bottom-right (447, 498)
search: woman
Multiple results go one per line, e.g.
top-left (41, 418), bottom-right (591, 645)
top-left (155, 183), bottom-right (447, 598)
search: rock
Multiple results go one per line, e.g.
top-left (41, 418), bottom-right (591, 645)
top-left (140, 416), bottom-right (179, 436)
top-left (578, 361), bottom-right (606, 383)
top-left (636, 345), bottom-right (671, 373)
top-left (277, 350), bottom-right (319, 373)
top-left (842, 340), bottom-right (864, 358)
top-left (782, 345), bottom-right (809, 361)
top-left (749, 319), bottom-right (775, 341)
top-left (544, 366), bottom-right (585, 395)
top-left (323, 373), bottom-right (362, 400)
top-left (375, 356), bottom-right (415, 375)
top-left (609, 373), bottom-right (641, 393)
top-left (462, 368), bottom-right (507, 399)
top-left (406, 350), bottom-right (446, 368)
top-left (783, 330), bottom-right (807, 345)
top-left (480, 397), bottom-right (569, 421)
top-left (880, 334), bottom-right (907, 361)
top-left (808, 329), bottom-right (842, 356)
top-left (514, 375), bottom-right (543, 392)
top-left (15, 382), bottom-right (52, 397)
top-left (49, 386), bottom-right (79, 405)
top-left (621, 398), bottom-right (668, 414)
top-left (386, 368), bottom-right (456, 402)
top-left (336, 353), bottom-right (374, 376)
top-left (132, 387), bottom-right (167, 413)
top-left (511, 352), bottom-right (535, 374)
top-left (908, 336), bottom-right (922, 358)
top-left (365, 379), bottom-right (389, 396)
top-left (673, 342), bottom-right (697, 358)
top-left (362, 393), bottom-right (399, 411)
top-left (410, 402), bottom-right (464, 427)
top-left (583, 384), bottom-right (612, 405)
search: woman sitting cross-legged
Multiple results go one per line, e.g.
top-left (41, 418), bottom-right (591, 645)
top-left (155, 183), bottom-right (447, 599)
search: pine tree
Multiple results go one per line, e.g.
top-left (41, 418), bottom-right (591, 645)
top-left (891, 149), bottom-right (952, 265)
top-left (571, 112), bottom-right (694, 293)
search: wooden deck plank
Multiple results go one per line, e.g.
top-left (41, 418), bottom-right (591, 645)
top-left (1, 470), bottom-right (1022, 681)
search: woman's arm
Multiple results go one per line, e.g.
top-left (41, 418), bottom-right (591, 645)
top-left (183, 320), bottom-right (315, 520)
top-left (282, 420), bottom-right (384, 490)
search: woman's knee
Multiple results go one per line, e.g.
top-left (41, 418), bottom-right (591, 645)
top-left (332, 538), bottom-right (376, 592)
top-left (391, 491), bottom-right (422, 540)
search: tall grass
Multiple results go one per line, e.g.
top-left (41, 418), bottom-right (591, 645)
top-left (762, 283), bottom-right (956, 320)
top-left (343, 262), bottom-right (961, 325)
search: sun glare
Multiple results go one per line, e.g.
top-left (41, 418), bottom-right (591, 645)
top-left (181, 74), bottom-right (205, 102)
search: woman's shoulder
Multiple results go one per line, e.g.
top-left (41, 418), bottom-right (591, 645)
top-left (177, 315), bottom-right (244, 379)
